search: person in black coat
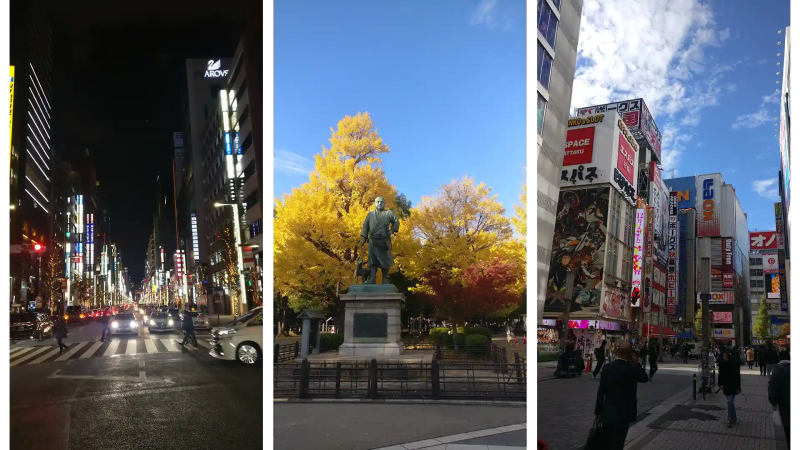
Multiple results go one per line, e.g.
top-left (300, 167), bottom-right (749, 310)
top-left (593, 340), bottom-right (607, 379)
top-left (778, 345), bottom-right (790, 362)
top-left (595, 342), bottom-right (649, 449)
top-left (717, 352), bottom-right (742, 427)
top-left (648, 342), bottom-right (659, 380)
top-left (766, 343), bottom-right (780, 376)
top-left (768, 361), bottom-right (790, 444)
top-left (54, 319), bottom-right (68, 354)
top-left (681, 343), bottom-right (690, 364)
top-left (180, 312), bottom-right (198, 348)
top-left (99, 312), bottom-right (112, 343)
top-left (757, 346), bottom-right (768, 376)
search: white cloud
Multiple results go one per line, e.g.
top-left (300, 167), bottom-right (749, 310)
top-left (731, 92), bottom-right (780, 129)
top-left (752, 178), bottom-right (779, 199)
top-left (757, 58), bottom-right (769, 65)
top-left (570, 0), bottom-right (733, 171)
top-left (274, 150), bottom-right (313, 175)
top-left (469, 0), bottom-right (517, 31)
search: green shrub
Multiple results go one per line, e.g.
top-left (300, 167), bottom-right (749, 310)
top-left (318, 333), bottom-right (344, 352)
top-left (538, 352), bottom-right (559, 363)
top-left (465, 326), bottom-right (492, 341)
top-left (465, 334), bottom-right (491, 356)
top-left (454, 333), bottom-right (467, 348)
top-left (429, 327), bottom-right (466, 344)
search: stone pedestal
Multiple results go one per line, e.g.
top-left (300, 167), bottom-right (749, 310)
top-left (339, 284), bottom-right (406, 357)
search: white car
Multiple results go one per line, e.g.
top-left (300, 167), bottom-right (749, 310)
top-left (179, 310), bottom-right (211, 330)
top-left (209, 306), bottom-right (263, 365)
top-left (111, 313), bottom-right (139, 335)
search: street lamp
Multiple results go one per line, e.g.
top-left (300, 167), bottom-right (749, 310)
top-left (214, 202), bottom-right (248, 314)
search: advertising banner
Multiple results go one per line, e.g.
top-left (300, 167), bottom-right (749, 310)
top-left (544, 187), bottom-right (610, 318)
top-left (643, 258), bottom-right (653, 313)
top-left (664, 176), bottom-right (696, 210)
top-left (600, 285), bottom-right (631, 322)
top-left (713, 329), bottom-right (736, 339)
top-left (645, 205), bottom-right (654, 258)
top-left (637, 163), bottom-right (650, 201)
top-left (696, 174), bottom-right (722, 237)
top-left (617, 125), bottom-right (637, 185)
top-left (575, 98), bottom-right (662, 162)
top-left (750, 231), bottom-right (779, 251)
top-left (631, 208), bottom-right (646, 307)
top-left (774, 203), bottom-right (786, 250)
top-left (713, 311), bottom-right (733, 324)
top-left (762, 252), bottom-right (779, 273)
top-left (766, 273), bottom-right (781, 299)
top-left (698, 292), bottom-right (735, 305)
top-left (771, 316), bottom-right (790, 337)
top-left (778, 250), bottom-right (788, 312)
top-left (667, 192), bottom-right (679, 315)
top-left (563, 126), bottom-right (596, 166)
top-left (9, 66), bottom-right (14, 152)
top-left (722, 238), bottom-right (734, 289)
top-left (711, 239), bottom-right (723, 290)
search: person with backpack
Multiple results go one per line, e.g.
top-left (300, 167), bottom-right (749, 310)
top-left (592, 340), bottom-right (607, 379)
top-left (717, 351), bottom-right (742, 427)
top-left (594, 343), bottom-right (649, 449)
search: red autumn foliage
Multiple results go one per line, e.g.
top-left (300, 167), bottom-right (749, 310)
top-left (418, 258), bottom-right (521, 326)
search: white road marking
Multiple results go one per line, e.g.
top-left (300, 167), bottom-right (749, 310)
top-left (103, 340), bottom-right (121, 357)
top-left (11, 346), bottom-right (54, 366)
top-left (160, 339), bottom-right (180, 352)
top-left (125, 340), bottom-right (138, 355)
top-left (55, 342), bottom-right (88, 362)
top-left (28, 347), bottom-right (62, 364)
top-left (10, 347), bottom-right (37, 358)
top-left (196, 339), bottom-right (211, 349)
top-left (79, 341), bottom-right (105, 359)
top-left (144, 339), bottom-right (158, 354)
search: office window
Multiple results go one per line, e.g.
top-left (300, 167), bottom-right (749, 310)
top-left (537, 94), bottom-right (547, 135)
top-left (537, 43), bottom-right (553, 90)
top-left (537, 0), bottom-right (559, 49)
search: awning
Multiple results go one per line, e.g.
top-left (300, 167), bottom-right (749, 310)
top-left (642, 325), bottom-right (678, 337)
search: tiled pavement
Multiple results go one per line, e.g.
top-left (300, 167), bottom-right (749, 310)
top-left (538, 361), bottom-right (789, 450)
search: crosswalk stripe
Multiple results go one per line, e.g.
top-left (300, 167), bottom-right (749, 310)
top-left (79, 341), bottom-right (104, 359)
top-left (29, 347), bottom-right (63, 364)
top-left (10, 347), bottom-right (37, 359)
top-left (125, 339), bottom-right (138, 355)
top-left (144, 339), bottom-right (158, 354)
top-left (103, 340), bottom-right (121, 356)
top-left (10, 346), bottom-right (31, 356)
top-left (160, 339), bottom-right (181, 352)
top-left (196, 339), bottom-right (211, 350)
top-left (55, 342), bottom-right (88, 361)
top-left (11, 346), bottom-right (53, 366)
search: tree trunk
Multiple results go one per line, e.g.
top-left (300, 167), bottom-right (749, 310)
top-left (451, 322), bottom-right (459, 351)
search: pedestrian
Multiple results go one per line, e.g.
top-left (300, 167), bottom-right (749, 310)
top-left (779, 345), bottom-right (790, 362)
top-left (757, 346), bottom-right (768, 376)
top-left (648, 342), bottom-right (659, 380)
top-left (717, 351), bottom-right (742, 427)
top-left (558, 343), bottom-right (578, 378)
top-left (682, 343), bottom-right (690, 364)
top-left (746, 346), bottom-right (755, 369)
top-left (54, 318), bottom-right (68, 354)
top-left (640, 342), bottom-right (648, 371)
top-left (180, 311), bottom-right (198, 348)
top-left (99, 309), bottom-right (112, 342)
top-left (592, 340), bottom-right (607, 379)
top-left (574, 345), bottom-right (586, 376)
top-left (768, 359), bottom-right (790, 444)
top-left (594, 342), bottom-right (649, 449)
top-left (506, 326), bottom-right (514, 346)
top-left (766, 343), bottom-right (780, 377)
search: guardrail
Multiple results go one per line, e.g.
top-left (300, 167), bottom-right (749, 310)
top-left (274, 342), bottom-right (299, 363)
top-left (273, 358), bottom-right (527, 401)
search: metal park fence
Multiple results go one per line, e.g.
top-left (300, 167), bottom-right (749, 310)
top-left (272, 346), bottom-right (528, 401)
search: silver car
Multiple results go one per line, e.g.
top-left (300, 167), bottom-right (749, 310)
top-left (111, 313), bottom-right (139, 335)
top-left (178, 310), bottom-right (211, 330)
top-left (147, 312), bottom-right (175, 332)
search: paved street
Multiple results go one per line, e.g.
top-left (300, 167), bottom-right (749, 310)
top-left (11, 318), bottom-right (262, 449)
top-left (537, 362), bottom-right (788, 450)
top-left (274, 402), bottom-right (527, 450)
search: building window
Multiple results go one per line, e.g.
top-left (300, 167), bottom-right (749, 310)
top-left (537, 94), bottom-right (547, 135)
top-left (537, 43), bottom-right (553, 90)
top-left (537, 0), bottom-right (559, 49)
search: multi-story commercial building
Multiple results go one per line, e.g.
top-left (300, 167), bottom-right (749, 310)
top-left (536, 0), bottom-right (583, 324)
top-left (10, 0), bottom-right (54, 306)
top-left (778, 26), bottom-right (791, 316)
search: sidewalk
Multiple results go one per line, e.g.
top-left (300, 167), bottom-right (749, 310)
top-left (274, 401), bottom-right (526, 450)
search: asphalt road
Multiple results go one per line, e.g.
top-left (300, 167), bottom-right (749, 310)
top-left (10, 319), bottom-right (263, 450)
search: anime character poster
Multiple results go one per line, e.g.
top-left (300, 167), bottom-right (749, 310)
top-left (544, 187), bottom-right (610, 318)
top-left (600, 285), bottom-right (631, 321)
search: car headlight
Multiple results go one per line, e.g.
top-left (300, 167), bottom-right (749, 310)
top-left (131, 320), bottom-right (138, 328)
top-left (150, 320), bottom-right (156, 326)
top-left (143, 316), bottom-right (148, 322)
top-left (168, 319), bottom-right (174, 326)
top-left (112, 321), bottom-right (119, 328)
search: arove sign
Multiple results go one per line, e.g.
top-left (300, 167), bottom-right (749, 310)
top-left (204, 60), bottom-right (229, 78)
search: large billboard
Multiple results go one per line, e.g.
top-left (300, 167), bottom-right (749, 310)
top-left (575, 98), bottom-right (663, 162)
top-left (561, 112), bottom-right (639, 205)
top-left (774, 203), bottom-right (786, 250)
top-left (600, 285), bottom-right (631, 322)
top-left (762, 252), bottom-right (779, 273)
top-left (696, 174), bottom-right (722, 237)
top-left (713, 311), bottom-right (733, 324)
top-left (664, 176), bottom-right (696, 210)
top-left (9, 66), bottom-right (14, 153)
top-left (722, 238), bottom-right (734, 289)
top-left (631, 208), bottom-right (646, 306)
top-left (766, 273), bottom-right (781, 299)
top-left (771, 316), bottom-right (790, 337)
top-left (544, 187), bottom-right (610, 319)
top-left (667, 192), bottom-right (679, 315)
top-left (750, 231), bottom-right (779, 251)
top-left (698, 291), bottom-right (734, 305)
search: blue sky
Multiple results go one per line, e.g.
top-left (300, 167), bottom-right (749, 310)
top-left (274, 0), bottom-right (526, 216)
top-left (571, 0), bottom-right (788, 231)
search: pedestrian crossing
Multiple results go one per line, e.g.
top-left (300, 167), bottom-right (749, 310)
top-left (10, 337), bottom-right (213, 367)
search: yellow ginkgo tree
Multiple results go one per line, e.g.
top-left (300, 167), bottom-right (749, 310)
top-left (274, 112), bottom-right (414, 328)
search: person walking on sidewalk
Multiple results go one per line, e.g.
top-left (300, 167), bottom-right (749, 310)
top-left (594, 342), bottom-right (649, 450)
top-left (682, 343), bottom-right (690, 364)
top-left (766, 343), bottom-right (780, 376)
top-left (640, 342), bottom-right (648, 371)
top-left (717, 351), bottom-right (742, 427)
top-left (746, 347), bottom-right (755, 369)
top-left (54, 318), bottom-right (68, 354)
top-left (592, 340), bottom-right (607, 379)
top-left (779, 345), bottom-right (790, 362)
top-left (648, 342), bottom-right (659, 380)
top-left (757, 346), bottom-right (768, 376)
top-left (768, 360), bottom-right (790, 444)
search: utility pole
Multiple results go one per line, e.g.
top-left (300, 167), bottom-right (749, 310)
top-left (699, 237), bottom-right (712, 393)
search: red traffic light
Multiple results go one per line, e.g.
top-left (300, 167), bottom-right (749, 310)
top-left (33, 243), bottom-right (42, 251)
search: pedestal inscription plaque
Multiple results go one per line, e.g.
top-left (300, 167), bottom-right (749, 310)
top-left (353, 313), bottom-right (388, 338)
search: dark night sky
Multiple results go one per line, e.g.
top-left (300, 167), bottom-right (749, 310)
top-left (48, 0), bottom-right (249, 284)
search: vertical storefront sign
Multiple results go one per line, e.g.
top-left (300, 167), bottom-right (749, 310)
top-left (631, 208), bottom-right (646, 307)
top-left (775, 203), bottom-right (789, 313)
top-left (696, 174), bottom-right (722, 237)
top-left (667, 192), bottom-right (679, 315)
top-left (722, 238), bottom-right (734, 288)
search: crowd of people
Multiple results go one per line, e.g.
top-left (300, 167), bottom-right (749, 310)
top-left (551, 339), bottom-right (791, 449)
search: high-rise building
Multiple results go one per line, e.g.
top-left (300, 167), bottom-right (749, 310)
top-left (10, 0), bottom-right (54, 306)
top-left (778, 26), bottom-right (791, 312)
top-left (536, 0), bottom-right (583, 324)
